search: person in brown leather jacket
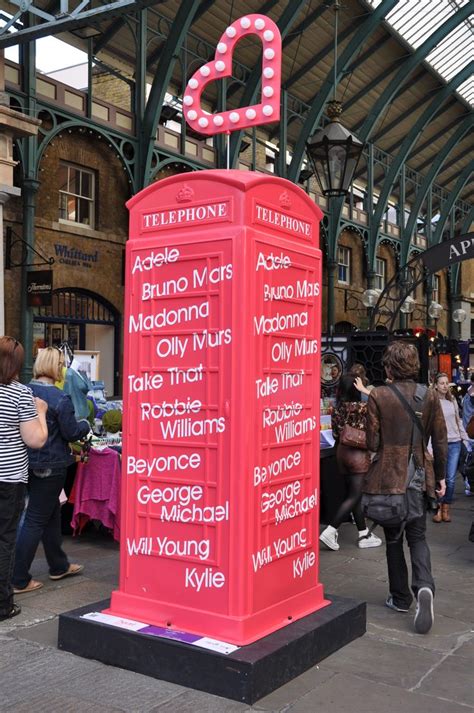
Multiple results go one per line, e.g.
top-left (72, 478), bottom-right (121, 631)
top-left (366, 341), bottom-right (447, 634)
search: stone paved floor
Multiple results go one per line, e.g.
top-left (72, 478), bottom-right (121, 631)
top-left (1, 483), bottom-right (472, 712)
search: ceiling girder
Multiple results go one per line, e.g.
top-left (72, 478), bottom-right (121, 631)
top-left (287, 0), bottom-right (398, 182)
top-left (432, 162), bottom-right (473, 244)
top-left (228, 0), bottom-right (308, 168)
top-left (402, 117), bottom-right (473, 255)
top-left (373, 94), bottom-right (432, 147)
top-left (357, 2), bottom-right (474, 143)
top-left (283, 13), bottom-right (363, 91)
top-left (370, 64), bottom-right (473, 252)
top-left (407, 109), bottom-right (463, 161)
top-left (140, 0), bottom-right (202, 189)
top-left (0, 0), bottom-right (164, 47)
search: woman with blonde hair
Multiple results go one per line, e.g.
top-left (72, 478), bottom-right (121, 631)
top-left (432, 372), bottom-right (471, 523)
top-left (12, 347), bottom-right (90, 594)
top-left (0, 337), bottom-right (47, 621)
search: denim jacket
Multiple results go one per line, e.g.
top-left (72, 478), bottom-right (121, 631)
top-left (27, 381), bottom-right (90, 469)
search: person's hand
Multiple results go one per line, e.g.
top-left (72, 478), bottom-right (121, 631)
top-left (354, 377), bottom-right (365, 391)
top-left (464, 440), bottom-right (472, 452)
top-left (34, 397), bottom-right (48, 416)
top-left (435, 479), bottom-right (446, 498)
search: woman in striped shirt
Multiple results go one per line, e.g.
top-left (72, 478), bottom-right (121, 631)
top-left (0, 337), bottom-right (48, 622)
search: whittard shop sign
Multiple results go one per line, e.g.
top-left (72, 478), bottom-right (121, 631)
top-left (422, 232), bottom-right (474, 273)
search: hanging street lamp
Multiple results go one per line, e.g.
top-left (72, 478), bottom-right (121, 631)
top-left (306, 1), bottom-right (364, 197)
top-left (307, 100), bottom-right (364, 197)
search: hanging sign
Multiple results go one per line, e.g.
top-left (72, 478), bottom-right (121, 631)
top-left (183, 14), bottom-right (281, 135)
top-left (27, 270), bottom-right (53, 307)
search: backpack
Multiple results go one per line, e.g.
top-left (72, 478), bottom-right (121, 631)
top-left (361, 384), bottom-right (427, 538)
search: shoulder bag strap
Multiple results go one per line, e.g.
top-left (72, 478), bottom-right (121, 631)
top-left (388, 384), bottom-right (426, 444)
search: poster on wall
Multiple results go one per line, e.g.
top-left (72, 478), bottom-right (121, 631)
top-left (74, 350), bottom-right (100, 382)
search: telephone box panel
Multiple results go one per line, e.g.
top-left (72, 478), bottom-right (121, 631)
top-left (109, 170), bottom-right (329, 644)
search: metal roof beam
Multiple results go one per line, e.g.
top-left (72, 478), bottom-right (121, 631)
top-left (0, 0), bottom-right (164, 47)
top-left (228, 0), bottom-right (308, 168)
top-left (432, 162), bottom-right (473, 244)
top-left (284, 15), bottom-right (363, 91)
top-left (288, 0), bottom-right (398, 182)
top-left (370, 64), bottom-right (473, 252)
top-left (140, 0), bottom-right (202, 189)
top-left (407, 110), bottom-right (463, 160)
top-left (357, 2), bottom-right (473, 143)
top-left (372, 94), bottom-right (432, 145)
top-left (282, 4), bottom-right (327, 49)
top-left (402, 117), bottom-right (473, 252)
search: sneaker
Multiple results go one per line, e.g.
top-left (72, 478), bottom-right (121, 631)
top-left (414, 587), bottom-right (434, 634)
top-left (319, 525), bottom-right (339, 551)
top-left (385, 596), bottom-right (410, 613)
top-left (358, 532), bottom-right (383, 548)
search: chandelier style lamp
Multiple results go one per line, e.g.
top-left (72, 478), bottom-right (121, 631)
top-left (306, 1), bottom-right (364, 197)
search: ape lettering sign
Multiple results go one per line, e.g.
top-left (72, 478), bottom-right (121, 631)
top-left (109, 170), bottom-right (328, 645)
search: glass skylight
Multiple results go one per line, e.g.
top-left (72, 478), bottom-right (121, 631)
top-left (366, 0), bottom-right (473, 107)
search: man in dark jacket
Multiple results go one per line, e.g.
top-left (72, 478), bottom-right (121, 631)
top-left (365, 341), bottom-right (447, 634)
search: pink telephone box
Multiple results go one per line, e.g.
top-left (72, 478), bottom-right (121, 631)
top-left (109, 170), bottom-right (329, 644)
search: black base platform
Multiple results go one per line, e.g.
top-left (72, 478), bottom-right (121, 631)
top-left (58, 595), bottom-right (366, 704)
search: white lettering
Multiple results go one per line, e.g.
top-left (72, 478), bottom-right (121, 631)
top-left (129, 302), bottom-right (209, 332)
top-left (256, 251), bottom-right (291, 271)
top-left (127, 453), bottom-right (201, 476)
top-left (131, 248), bottom-right (180, 274)
top-left (140, 398), bottom-right (202, 420)
top-left (185, 567), bottom-right (225, 591)
top-left (254, 311), bottom-right (308, 335)
top-left (128, 371), bottom-right (164, 393)
top-left (293, 551), bottom-right (316, 579)
top-left (137, 484), bottom-right (203, 506)
top-left (253, 449), bottom-right (301, 485)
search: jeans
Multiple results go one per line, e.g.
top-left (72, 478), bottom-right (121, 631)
top-left (442, 441), bottom-right (462, 504)
top-left (13, 470), bottom-right (69, 589)
top-left (0, 482), bottom-right (26, 616)
top-left (383, 508), bottom-right (434, 610)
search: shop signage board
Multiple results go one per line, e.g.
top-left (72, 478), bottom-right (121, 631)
top-left (109, 170), bottom-right (328, 644)
top-left (26, 269), bottom-right (53, 306)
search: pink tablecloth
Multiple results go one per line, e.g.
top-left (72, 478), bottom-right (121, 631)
top-left (70, 448), bottom-right (121, 541)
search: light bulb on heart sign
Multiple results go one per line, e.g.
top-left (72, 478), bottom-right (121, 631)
top-left (183, 14), bottom-right (281, 136)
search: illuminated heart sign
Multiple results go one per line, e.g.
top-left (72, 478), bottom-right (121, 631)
top-left (183, 14), bottom-right (281, 136)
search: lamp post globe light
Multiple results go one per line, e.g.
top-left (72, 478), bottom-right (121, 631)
top-left (400, 295), bottom-right (416, 314)
top-left (453, 308), bottom-right (467, 338)
top-left (361, 288), bottom-right (381, 308)
top-left (428, 301), bottom-right (443, 320)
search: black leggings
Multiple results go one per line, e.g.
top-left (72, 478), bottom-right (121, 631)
top-left (330, 474), bottom-right (366, 531)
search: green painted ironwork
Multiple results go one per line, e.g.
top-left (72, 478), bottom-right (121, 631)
top-left (139, 0), bottom-right (201, 189)
top-left (402, 117), bottom-right (474, 259)
top-left (228, 0), bottom-right (309, 168)
top-left (287, 0), bottom-right (398, 182)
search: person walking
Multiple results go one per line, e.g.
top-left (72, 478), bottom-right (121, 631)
top-left (365, 342), bottom-right (447, 634)
top-left (0, 337), bottom-right (48, 621)
top-left (12, 347), bottom-right (90, 594)
top-left (320, 374), bottom-right (382, 551)
top-left (432, 372), bottom-right (471, 523)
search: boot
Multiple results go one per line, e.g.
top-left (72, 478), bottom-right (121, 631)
top-left (432, 505), bottom-right (443, 523)
top-left (441, 503), bottom-right (451, 522)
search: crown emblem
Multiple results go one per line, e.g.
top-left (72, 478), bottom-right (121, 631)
top-left (279, 191), bottom-right (292, 209)
top-left (176, 185), bottom-right (194, 203)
